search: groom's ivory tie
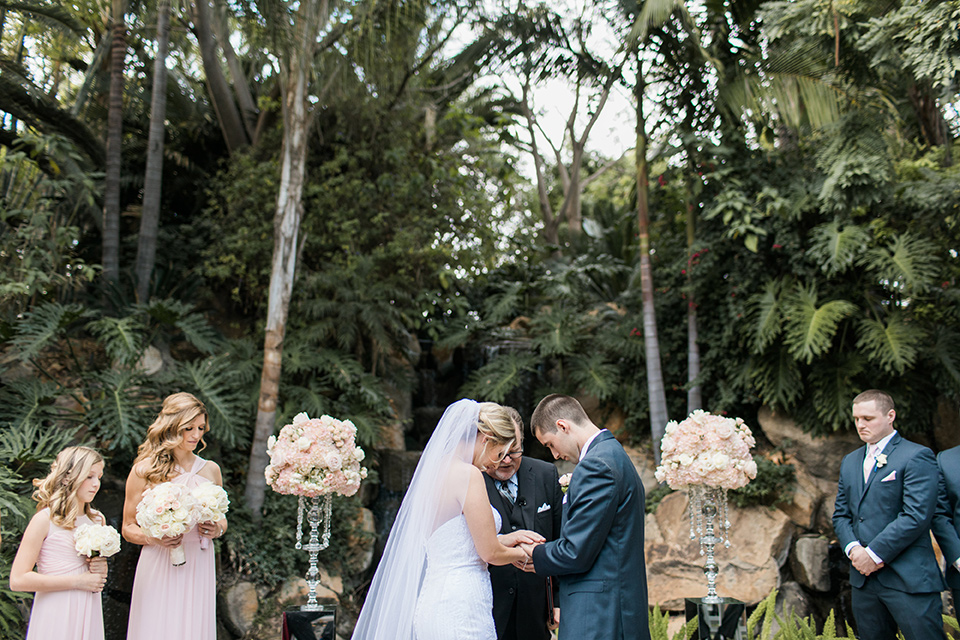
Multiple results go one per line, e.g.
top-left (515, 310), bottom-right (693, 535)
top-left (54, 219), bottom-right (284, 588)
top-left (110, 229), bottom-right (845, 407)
top-left (863, 444), bottom-right (879, 483)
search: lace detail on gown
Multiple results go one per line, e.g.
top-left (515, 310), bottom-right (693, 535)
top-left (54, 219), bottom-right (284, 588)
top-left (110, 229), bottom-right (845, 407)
top-left (413, 508), bottom-right (501, 640)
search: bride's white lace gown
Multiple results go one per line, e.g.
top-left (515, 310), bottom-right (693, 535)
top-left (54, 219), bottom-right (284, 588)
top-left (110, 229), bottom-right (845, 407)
top-left (413, 509), bottom-right (501, 640)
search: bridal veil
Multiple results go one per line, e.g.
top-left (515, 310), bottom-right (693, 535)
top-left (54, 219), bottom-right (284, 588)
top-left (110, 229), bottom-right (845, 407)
top-left (351, 399), bottom-right (481, 640)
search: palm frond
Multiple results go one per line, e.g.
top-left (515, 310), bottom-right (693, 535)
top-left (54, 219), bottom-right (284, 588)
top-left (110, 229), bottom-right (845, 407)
top-left (0, 377), bottom-right (70, 429)
top-left (783, 284), bottom-right (856, 364)
top-left (483, 281), bottom-right (525, 326)
top-left (172, 356), bottom-right (252, 448)
top-left (808, 220), bottom-right (870, 276)
top-left (461, 351), bottom-right (540, 404)
top-left (530, 308), bottom-right (587, 356)
top-left (856, 313), bottom-right (924, 375)
top-left (11, 302), bottom-right (91, 361)
top-left (863, 233), bottom-right (940, 294)
top-left (82, 370), bottom-right (156, 451)
top-left (808, 352), bottom-right (866, 430)
top-left (569, 352), bottom-right (620, 401)
top-left (749, 350), bottom-right (804, 410)
top-left (86, 316), bottom-right (146, 366)
top-left (748, 279), bottom-right (784, 353)
top-left (0, 1), bottom-right (85, 32)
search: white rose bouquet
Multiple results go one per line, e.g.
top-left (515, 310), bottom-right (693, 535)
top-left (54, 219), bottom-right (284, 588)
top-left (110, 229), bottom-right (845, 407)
top-left (265, 413), bottom-right (368, 497)
top-left (136, 482), bottom-right (196, 566)
top-left (74, 523), bottom-right (121, 558)
top-left (191, 484), bottom-right (229, 551)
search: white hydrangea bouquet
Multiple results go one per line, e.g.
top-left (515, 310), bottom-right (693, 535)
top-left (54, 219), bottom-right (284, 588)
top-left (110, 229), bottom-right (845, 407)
top-left (191, 484), bottom-right (229, 551)
top-left (136, 482), bottom-right (196, 566)
top-left (74, 523), bottom-right (121, 558)
top-left (265, 412), bottom-right (368, 497)
top-left (655, 410), bottom-right (758, 490)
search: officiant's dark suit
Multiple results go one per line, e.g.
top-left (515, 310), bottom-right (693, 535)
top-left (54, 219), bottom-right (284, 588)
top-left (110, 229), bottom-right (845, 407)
top-left (932, 445), bottom-right (960, 609)
top-left (833, 390), bottom-right (945, 640)
top-left (484, 455), bottom-right (562, 640)
top-left (528, 395), bottom-right (650, 640)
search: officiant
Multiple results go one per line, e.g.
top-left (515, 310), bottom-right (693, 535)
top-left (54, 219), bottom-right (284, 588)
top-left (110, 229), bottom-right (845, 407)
top-left (484, 406), bottom-right (563, 640)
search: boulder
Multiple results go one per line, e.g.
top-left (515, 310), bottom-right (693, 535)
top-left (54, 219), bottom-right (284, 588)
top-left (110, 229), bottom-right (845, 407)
top-left (645, 491), bottom-right (793, 610)
top-left (790, 535), bottom-right (830, 592)
top-left (345, 508), bottom-right (376, 573)
top-left (773, 582), bottom-right (815, 629)
top-left (623, 445), bottom-right (660, 496)
top-left (378, 451), bottom-right (422, 493)
top-left (276, 568), bottom-right (342, 606)
top-left (377, 423), bottom-right (405, 451)
top-left (577, 394), bottom-right (627, 438)
top-left (757, 407), bottom-right (861, 480)
top-left (222, 581), bottom-right (259, 636)
top-left (777, 460), bottom-right (837, 532)
top-left (135, 345), bottom-right (164, 375)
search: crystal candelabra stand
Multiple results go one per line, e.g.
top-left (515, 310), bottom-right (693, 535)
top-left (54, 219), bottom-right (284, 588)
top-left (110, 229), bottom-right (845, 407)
top-left (688, 485), bottom-right (731, 605)
top-left (295, 495), bottom-right (334, 611)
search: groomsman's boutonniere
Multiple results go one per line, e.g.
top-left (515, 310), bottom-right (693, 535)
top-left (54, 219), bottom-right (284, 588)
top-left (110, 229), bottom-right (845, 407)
top-left (875, 453), bottom-right (888, 469)
top-left (559, 473), bottom-right (572, 494)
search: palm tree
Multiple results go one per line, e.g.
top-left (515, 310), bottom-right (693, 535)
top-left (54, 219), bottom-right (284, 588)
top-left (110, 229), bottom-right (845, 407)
top-left (136, 0), bottom-right (172, 303)
top-left (102, 0), bottom-right (126, 284)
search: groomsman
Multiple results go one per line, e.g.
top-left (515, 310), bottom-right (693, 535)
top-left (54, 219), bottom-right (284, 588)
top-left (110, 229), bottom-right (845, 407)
top-left (833, 389), bottom-right (946, 640)
top-left (484, 407), bottom-right (562, 640)
top-left (522, 394), bottom-right (650, 640)
top-left (932, 444), bottom-right (960, 609)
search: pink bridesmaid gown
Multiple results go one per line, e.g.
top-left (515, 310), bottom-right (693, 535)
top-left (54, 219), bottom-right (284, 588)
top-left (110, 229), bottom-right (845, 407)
top-left (26, 509), bottom-right (104, 640)
top-left (127, 456), bottom-right (216, 640)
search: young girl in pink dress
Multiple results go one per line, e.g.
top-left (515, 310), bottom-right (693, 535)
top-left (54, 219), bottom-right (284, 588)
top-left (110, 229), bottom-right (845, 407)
top-left (10, 446), bottom-right (109, 640)
top-left (123, 392), bottom-right (228, 640)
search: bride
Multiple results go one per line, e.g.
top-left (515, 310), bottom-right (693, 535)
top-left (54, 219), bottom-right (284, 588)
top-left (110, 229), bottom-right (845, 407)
top-left (351, 400), bottom-right (541, 640)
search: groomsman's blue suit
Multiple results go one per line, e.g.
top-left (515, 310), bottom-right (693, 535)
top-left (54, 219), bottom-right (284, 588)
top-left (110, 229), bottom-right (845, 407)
top-left (833, 432), bottom-right (946, 640)
top-left (932, 445), bottom-right (960, 607)
top-left (531, 430), bottom-right (650, 640)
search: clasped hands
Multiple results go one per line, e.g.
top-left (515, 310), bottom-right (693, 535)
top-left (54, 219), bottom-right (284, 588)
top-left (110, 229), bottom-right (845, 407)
top-left (498, 530), bottom-right (544, 573)
top-left (849, 544), bottom-right (883, 576)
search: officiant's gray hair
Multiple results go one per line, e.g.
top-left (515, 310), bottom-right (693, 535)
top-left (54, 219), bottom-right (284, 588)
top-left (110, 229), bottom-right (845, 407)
top-left (531, 394), bottom-right (591, 435)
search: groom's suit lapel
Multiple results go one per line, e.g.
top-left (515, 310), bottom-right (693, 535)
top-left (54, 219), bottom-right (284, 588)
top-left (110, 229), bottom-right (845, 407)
top-left (858, 433), bottom-right (902, 508)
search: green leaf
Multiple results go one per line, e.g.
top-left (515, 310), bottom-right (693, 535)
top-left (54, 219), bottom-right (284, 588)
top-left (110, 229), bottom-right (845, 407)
top-left (808, 220), bottom-right (870, 276)
top-left (173, 356), bottom-right (251, 448)
top-left (530, 308), bottom-right (587, 356)
top-left (782, 284), bottom-right (856, 364)
top-left (461, 351), bottom-right (540, 404)
top-left (863, 233), bottom-right (940, 294)
top-left (856, 313), bottom-right (924, 376)
top-left (569, 353), bottom-right (620, 401)
top-left (750, 350), bottom-right (804, 410)
top-left (11, 302), bottom-right (89, 361)
top-left (83, 370), bottom-right (155, 451)
top-left (86, 316), bottom-right (145, 366)
top-left (748, 280), bottom-right (784, 353)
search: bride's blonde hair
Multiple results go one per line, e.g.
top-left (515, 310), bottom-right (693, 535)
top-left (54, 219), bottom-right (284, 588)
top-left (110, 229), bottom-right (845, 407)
top-left (134, 392), bottom-right (208, 485)
top-left (33, 446), bottom-right (103, 529)
top-left (477, 402), bottom-right (516, 463)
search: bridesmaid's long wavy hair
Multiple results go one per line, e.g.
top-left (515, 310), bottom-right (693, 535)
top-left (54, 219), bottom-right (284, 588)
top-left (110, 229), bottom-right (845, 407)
top-left (134, 392), bottom-right (209, 485)
top-left (33, 446), bottom-right (104, 529)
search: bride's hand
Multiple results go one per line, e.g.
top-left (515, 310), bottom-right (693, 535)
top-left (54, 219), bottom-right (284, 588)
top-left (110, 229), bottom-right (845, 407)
top-left (498, 530), bottom-right (545, 547)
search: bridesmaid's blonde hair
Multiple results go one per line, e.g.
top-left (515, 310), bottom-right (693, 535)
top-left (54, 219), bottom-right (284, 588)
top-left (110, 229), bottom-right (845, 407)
top-left (134, 392), bottom-right (208, 485)
top-left (33, 446), bottom-right (104, 529)
top-left (477, 402), bottom-right (516, 463)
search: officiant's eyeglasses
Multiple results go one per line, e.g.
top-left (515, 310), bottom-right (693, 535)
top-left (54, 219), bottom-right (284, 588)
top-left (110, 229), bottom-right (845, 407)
top-left (502, 448), bottom-right (523, 460)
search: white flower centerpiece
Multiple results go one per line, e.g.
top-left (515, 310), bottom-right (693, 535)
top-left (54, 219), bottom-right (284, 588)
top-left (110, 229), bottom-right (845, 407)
top-left (654, 410), bottom-right (758, 603)
top-left (265, 412), bottom-right (368, 611)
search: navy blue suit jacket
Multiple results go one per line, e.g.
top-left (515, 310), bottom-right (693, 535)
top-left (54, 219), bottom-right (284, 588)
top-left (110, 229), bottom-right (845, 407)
top-left (932, 446), bottom-right (960, 590)
top-left (531, 430), bottom-right (650, 640)
top-left (832, 433), bottom-right (945, 593)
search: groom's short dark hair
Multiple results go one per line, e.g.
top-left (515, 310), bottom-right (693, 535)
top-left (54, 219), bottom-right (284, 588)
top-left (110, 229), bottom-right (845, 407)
top-left (532, 394), bottom-right (590, 435)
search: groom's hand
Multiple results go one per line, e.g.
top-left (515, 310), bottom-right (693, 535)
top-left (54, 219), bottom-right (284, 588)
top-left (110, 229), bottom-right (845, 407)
top-left (513, 542), bottom-right (539, 572)
top-left (499, 530), bottom-right (545, 547)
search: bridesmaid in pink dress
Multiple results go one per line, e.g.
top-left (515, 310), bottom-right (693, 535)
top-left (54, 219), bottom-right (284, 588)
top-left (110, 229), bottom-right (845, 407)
top-left (123, 392), bottom-right (228, 640)
top-left (10, 446), bottom-right (109, 640)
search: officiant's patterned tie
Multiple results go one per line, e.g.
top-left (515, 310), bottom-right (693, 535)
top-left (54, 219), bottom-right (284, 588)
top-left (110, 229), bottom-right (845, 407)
top-left (497, 479), bottom-right (517, 503)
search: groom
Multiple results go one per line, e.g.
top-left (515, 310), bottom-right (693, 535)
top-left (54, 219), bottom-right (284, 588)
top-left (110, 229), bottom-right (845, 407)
top-left (519, 394), bottom-right (650, 640)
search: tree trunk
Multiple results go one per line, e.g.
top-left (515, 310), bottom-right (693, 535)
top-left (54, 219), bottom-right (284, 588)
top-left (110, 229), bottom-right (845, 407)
top-left (136, 0), bottom-right (170, 303)
top-left (192, 0), bottom-right (249, 153)
top-left (685, 178), bottom-right (701, 413)
top-left (211, 0), bottom-right (258, 141)
top-left (634, 67), bottom-right (669, 464)
top-left (245, 0), bottom-right (326, 519)
top-left (102, 7), bottom-right (126, 284)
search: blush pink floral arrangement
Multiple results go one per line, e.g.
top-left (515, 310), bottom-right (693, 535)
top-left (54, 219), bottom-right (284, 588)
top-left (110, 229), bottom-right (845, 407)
top-left (654, 410), bottom-right (758, 490)
top-left (136, 482), bottom-right (196, 566)
top-left (265, 413), bottom-right (368, 498)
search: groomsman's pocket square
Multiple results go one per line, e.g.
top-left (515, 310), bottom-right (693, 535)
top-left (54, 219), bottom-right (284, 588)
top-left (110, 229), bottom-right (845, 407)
top-left (562, 494), bottom-right (568, 505)
top-left (537, 503), bottom-right (551, 513)
top-left (881, 470), bottom-right (897, 482)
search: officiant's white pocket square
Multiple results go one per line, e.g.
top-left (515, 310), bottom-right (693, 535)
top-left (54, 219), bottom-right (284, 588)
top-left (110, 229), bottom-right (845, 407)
top-left (881, 471), bottom-right (897, 482)
top-left (537, 503), bottom-right (551, 513)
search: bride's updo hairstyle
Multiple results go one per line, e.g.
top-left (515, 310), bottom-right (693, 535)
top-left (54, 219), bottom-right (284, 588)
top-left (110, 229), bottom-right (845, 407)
top-left (33, 446), bottom-right (103, 528)
top-left (134, 392), bottom-right (208, 485)
top-left (477, 402), bottom-right (516, 463)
